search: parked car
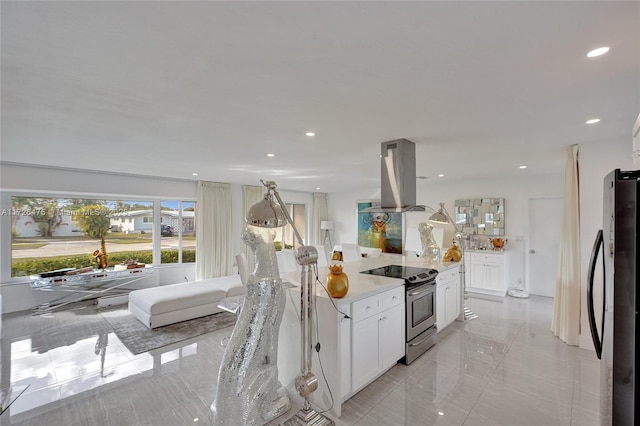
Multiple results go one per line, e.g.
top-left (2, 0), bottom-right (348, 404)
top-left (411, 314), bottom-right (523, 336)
top-left (161, 225), bottom-right (174, 237)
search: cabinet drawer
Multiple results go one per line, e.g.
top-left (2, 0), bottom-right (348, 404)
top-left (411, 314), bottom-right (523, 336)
top-left (382, 286), bottom-right (404, 310)
top-left (473, 253), bottom-right (503, 264)
top-left (436, 267), bottom-right (458, 286)
top-left (352, 294), bottom-right (382, 322)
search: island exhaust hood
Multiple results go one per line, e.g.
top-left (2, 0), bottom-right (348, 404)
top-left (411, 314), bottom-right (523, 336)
top-left (362, 138), bottom-right (425, 213)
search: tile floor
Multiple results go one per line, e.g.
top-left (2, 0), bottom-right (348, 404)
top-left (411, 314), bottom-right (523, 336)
top-left (0, 294), bottom-right (600, 425)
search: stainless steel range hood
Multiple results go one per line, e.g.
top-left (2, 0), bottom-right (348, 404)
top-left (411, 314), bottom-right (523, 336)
top-left (362, 138), bottom-right (425, 213)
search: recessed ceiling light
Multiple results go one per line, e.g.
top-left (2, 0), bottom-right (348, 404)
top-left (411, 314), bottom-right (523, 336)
top-left (519, 165), bottom-right (527, 169)
top-left (267, 153), bottom-right (275, 157)
top-left (586, 118), bottom-right (601, 124)
top-left (316, 187), bottom-right (320, 190)
top-left (587, 47), bottom-right (610, 58)
top-left (438, 174), bottom-right (445, 177)
top-left (305, 132), bottom-right (315, 137)
top-left (192, 173), bottom-right (198, 176)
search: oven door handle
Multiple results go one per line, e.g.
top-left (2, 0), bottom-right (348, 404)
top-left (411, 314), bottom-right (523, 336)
top-left (408, 289), bottom-right (431, 297)
top-left (409, 334), bottom-right (432, 347)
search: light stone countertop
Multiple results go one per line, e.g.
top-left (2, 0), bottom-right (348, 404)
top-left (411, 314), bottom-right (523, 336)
top-left (281, 253), bottom-right (460, 304)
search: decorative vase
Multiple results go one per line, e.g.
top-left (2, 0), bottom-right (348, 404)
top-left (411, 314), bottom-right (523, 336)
top-left (443, 244), bottom-right (462, 262)
top-left (327, 264), bottom-right (349, 298)
top-left (490, 238), bottom-right (508, 250)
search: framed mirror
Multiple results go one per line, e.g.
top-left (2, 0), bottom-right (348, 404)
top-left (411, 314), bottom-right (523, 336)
top-left (454, 198), bottom-right (505, 235)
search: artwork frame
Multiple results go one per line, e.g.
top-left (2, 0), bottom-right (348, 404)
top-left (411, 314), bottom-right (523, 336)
top-left (454, 198), bottom-right (505, 236)
top-left (357, 200), bottom-right (404, 254)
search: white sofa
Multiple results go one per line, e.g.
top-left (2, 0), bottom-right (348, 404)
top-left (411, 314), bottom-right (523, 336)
top-left (128, 275), bottom-right (246, 329)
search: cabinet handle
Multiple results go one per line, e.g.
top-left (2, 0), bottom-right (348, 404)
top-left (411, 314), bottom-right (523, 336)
top-left (392, 296), bottom-right (397, 300)
top-left (365, 306), bottom-right (371, 310)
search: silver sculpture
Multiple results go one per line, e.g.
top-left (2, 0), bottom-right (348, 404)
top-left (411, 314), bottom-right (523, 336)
top-left (211, 227), bottom-right (291, 425)
top-left (417, 222), bottom-right (441, 264)
top-left (245, 180), bottom-right (334, 426)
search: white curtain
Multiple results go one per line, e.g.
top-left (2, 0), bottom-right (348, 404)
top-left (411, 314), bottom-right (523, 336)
top-left (242, 185), bottom-right (264, 271)
top-left (311, 192), bottom-right (329, 245)
top-left (551, 144), bottom-right (581, 345)
top-left (196, 181), bottom-right (233, 280)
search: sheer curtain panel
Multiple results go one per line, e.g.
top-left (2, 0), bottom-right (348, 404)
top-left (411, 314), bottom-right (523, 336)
top-left (311, 192), bottom-right (329, 245)
top-left (551, 145), bottom-right (581, 345)
top-left (243, 185), bottom-right (264, 271)
top-left (196, 181), bottom-right (233, 280)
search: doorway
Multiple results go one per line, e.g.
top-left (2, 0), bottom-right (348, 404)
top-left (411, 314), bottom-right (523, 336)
top-left (527, 197), bottom-right (563, 297)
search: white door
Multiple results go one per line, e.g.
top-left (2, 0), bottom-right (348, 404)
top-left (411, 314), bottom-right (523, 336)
top-left (528, 197), bottom-right (563, 297)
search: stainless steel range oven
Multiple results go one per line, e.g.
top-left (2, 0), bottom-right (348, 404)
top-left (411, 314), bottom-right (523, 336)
top-left (360, 265), bottom-right (438, 365)
top-left (404, 280), bottom-right (437, 364)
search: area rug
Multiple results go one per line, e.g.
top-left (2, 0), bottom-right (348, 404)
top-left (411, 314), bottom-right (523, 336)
top-left (100, 309), bottom-right (237, 355)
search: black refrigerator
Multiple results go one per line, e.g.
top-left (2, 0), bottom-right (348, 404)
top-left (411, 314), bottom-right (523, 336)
top-left (588, 169), bottom-right (640, 426)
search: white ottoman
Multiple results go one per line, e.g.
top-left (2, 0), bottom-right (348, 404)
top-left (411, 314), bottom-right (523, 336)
top-left (128, 275), bottom-right (245, 329)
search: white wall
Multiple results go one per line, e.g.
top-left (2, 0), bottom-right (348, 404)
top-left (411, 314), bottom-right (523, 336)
top-left (328, 136), bottom-right (637, 352)
top-left (2, 133), bottom-right (634, 341)
top-left (328, 173), bottom-right (564, 291)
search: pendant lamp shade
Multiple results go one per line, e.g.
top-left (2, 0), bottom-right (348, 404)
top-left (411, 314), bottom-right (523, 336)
top-left (246, 195), bottom-right (287, 228)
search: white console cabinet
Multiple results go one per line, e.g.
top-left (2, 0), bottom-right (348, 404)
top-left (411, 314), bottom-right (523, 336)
top-left (350, 286), bottom-right (405, 393)
top-left (436, 266), bottom-right (460, 332)
top-left (464, 250), bottom-right (510, 296)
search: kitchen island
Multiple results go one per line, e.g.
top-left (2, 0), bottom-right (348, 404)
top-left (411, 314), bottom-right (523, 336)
top-left (277, 253), bottom-right (460, 419)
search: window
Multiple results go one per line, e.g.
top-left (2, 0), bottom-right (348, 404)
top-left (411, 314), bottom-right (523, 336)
top-left (160, 200), bottom-right (196, 264)
top-left (276, 203), bottom-right (306, 250)
top-left (8, 195), bottom-right (195, 277)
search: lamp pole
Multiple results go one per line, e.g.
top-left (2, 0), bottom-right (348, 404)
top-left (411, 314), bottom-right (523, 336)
top-left (435, 203), bottom-right (477, 322)
top-left (266, 182), bottom-right (335, 426)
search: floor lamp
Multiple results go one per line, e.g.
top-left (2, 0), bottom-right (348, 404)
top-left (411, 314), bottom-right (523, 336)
top-left (247, 180), bottom-right (335, 426)
top-left (428, 202), bottom-right (478, 322)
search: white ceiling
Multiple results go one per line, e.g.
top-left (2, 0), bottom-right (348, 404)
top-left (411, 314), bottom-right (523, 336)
top-left (1, 1), bottom-right (639, 194)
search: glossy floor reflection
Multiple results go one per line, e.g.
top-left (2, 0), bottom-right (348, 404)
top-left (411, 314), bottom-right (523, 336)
top-left (1, 295), bottom-right (599, 425)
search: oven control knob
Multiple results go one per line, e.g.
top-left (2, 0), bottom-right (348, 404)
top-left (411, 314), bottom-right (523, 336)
top-left (408, 276), bottom-right (415, 281)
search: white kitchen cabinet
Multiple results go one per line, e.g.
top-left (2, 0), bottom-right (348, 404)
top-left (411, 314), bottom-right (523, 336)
top-left (339, 302), bottom-right (352, 398)
top-left (350, 286), bottom-right (405, 393)
top-left (465, 250), bottom-right (510, 297)
top-left (380, 303), bottom-right (405, 368)
top-left (352, 312), bottom-right (382, 390)
top-left (436, 266), bottom-right (460, 332)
